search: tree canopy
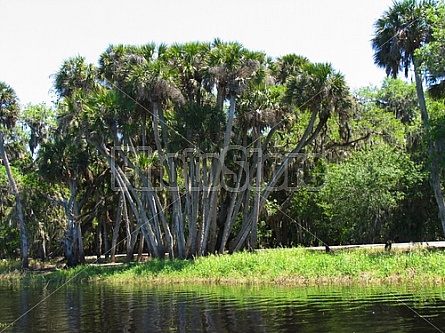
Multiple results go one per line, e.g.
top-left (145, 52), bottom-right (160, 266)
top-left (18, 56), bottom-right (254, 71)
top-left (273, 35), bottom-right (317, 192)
top-left (1, 2), bottom-right (445, 267)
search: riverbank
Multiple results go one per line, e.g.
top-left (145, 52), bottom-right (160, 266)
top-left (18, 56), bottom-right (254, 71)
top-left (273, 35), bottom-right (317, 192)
top-left (1, 246), bottom-right (445, 286)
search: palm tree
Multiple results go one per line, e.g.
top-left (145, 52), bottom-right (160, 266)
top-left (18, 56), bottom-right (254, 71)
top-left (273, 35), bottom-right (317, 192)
top-left (372, 0), bottom-right (435, 123)
top-left (219, 84), bottom-right (284, 253)
top-left (273, 54), bottom-right (310, 85)
top-left (419, 3), bottom-right (445, 98)
top-left (99, 43), bottom-right (158, 147)
top-left (371, 0), bottom-right (445, 234)
top-left (21, 103), bottom-right (56, 157)
top-left (49, 56), bottom-right (100, 266)
top-left (201, 40), bottom-right (264, 254)
top-left (230, 62), bottom-right (351, 251)
top-left (0, 82), bottom-right (28, 268)
top-left (53, 56), bottom-right (98, 99)
top-left (98, 45), bottom-right (179, 259)
top-left (126, 56), bottom-right (187, 258)
top-left (165, 42), bottom-right (211, 107)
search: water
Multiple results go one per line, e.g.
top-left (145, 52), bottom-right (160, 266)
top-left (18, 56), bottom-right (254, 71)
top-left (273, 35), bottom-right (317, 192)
top-left (0, 282), bottom-right (445, 332)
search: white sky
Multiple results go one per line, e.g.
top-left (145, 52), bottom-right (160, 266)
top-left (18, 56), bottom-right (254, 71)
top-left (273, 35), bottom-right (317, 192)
top-left (1, 0), bottom-right (393, 106)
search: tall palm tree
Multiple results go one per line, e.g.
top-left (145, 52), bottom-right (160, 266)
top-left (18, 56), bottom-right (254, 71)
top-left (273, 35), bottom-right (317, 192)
top-left (49, 56), bottom-right (100, 266)
top-left (165, 42), bottom-right (211, 107)
top-left (0, 82), bottom-right (28, 268)
top-left (419, 2), bottom-right (445, 99)
top-left (371, 0), bottom-right (445, 234)
top-left (219, 84), bottom-right (284, 253)
top-left (273, 54), bottom-right (310, 85)
top-left (53, 56), bottom-right (98, 99)
top-left (37, 133), bottom-right (89, 267)
top-left (230, 62), bottom-right (351, 251)
top-left (126, 56), bottom-right (186, 258)
top-left (201, 40), bottom-right (264, 254)
top-left (372, 0), bottom-right (435, 123)
top-left (21, 103), bottom-right (56, 157)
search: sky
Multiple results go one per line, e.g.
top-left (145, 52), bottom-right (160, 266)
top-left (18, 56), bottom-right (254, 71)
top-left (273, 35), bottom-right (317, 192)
top-left (0, 0), bottom-right (394, 106)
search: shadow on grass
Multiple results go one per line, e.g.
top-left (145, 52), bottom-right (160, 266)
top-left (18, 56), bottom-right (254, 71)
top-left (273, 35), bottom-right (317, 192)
top-left (42, 258), bottom-right (195, 283)
top-left (365, 247), bottom-right (444, 259)
top-left (130, 258), bottom-right (193, 276)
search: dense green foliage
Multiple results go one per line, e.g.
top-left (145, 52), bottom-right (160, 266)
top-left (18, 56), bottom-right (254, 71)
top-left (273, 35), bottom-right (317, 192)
top-left (1, 0), bottom-right (445, 268)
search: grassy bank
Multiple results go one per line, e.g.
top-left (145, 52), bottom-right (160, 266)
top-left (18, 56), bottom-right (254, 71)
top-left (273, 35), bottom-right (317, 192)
top-left (2, 247), bottom-right (445, 286)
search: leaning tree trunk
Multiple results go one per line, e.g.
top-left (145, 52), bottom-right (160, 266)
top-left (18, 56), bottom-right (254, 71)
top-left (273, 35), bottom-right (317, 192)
top-left (413, 61), bottom-right (445, 235)
top-left (203, 94), bottom-right (237, 254)
top-left (157, 102), bottom-right (186, 258)
top-left (0, 132), bottom-right (28, 268)
top-left (250, 127), bottom-right (263, 250)
top-left (231, 109), bottom-right (319, 252)
top-left (64, 178), bottom-right (85, 267)
top-left (110, 192), bottom-right (124, 262)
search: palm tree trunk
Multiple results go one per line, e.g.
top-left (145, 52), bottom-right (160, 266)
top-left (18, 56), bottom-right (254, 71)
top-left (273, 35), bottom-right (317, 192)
top-left (218, 156), bottom-right (247, 253)
top-left (103, 144), bottom-right (163, 258)
top-left (110, 192), bottom-right (124, 262)
top-left (123, 196), bottom-right (135, 263)
top-left (250, 128), bottom-right (262, 250)
top-left (413, 61), bottom-right (429, 124)
top-left (137, 233), bottom-right (145, 262)
top-left (188, 156), bottom-right (200, 256)
top-left (198, 157), bottom-right (211, 255)
top-left (231, 109), bottom-right (319, 251)
top-left (0, 133), bottom-right (28, 268)
top-left (154, 102), bottom-right (186, 258)
top-left (204, 94), bottom-right (237, 253)
top-left (413, 61), bottom-right (445, 234)
top-left (261, 109), bottom-right (318, 207)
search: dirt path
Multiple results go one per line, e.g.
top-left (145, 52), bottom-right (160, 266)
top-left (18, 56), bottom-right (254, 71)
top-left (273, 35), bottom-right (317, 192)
top-left (307, 241), bottom-right (445, 252)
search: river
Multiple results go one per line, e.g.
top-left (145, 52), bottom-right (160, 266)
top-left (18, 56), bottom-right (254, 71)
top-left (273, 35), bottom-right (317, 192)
top-left (0, 282), bottom-right (444, 332)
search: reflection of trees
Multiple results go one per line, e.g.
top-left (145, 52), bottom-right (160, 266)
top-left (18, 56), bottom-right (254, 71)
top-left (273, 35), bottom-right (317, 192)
top-left (2, 284), bottom-right (445, 332)
top-left (65, 287), bottom-right (81, 330)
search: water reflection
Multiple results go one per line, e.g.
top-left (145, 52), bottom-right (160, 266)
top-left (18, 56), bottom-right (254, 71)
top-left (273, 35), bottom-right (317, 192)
top-left (0, 283), bottom-right (444, 332)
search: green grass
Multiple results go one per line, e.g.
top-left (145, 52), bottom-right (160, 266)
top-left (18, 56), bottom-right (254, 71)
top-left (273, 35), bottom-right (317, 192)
top-left (2, 247), bottom-right (445, 286)
top-left (0, 259), bottom-right (25, 280)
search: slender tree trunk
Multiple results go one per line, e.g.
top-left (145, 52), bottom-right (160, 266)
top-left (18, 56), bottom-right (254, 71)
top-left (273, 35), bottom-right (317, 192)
top-left (110, 193), bottom-right (124, 262)
top-left (123, 196), bottom-right (135, 263)
top-left (190, 156), bottom-right (200, 256)
top-left (102, 144), bottom-right (162, 258)
top-left (96, 217), bottom-right (103, 259)
top-left (231, 110), bottom-right (319, 251)
top-left (159, 104), bottom-right (186, 258)
top-left (205, 94), bottom-right (236, 253)
top-left (250, 128), bottom-right (262, 250)
top-left (413, 61), bottom-right (445, 234)
top-left (0, 133), bottom-right (28, 268)
top-left (38, 220), bottom-right (47, 261)
top-left (184, 152), bottom-right (198, 257)
top-left (198, 156), bottom-right (216, 255)
top-left (260, 109), bottom-right (318, 208)
top-left (413, 61), bottom-right (429, 124)
top-left (218, 156), bottom-right (246, 253)
top-left (137, 233), bottom-right (145, 262)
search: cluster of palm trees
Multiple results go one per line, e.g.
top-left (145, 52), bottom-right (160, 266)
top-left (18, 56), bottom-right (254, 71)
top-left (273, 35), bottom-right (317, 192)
top-left (0, 0), bottom-right (444, 268)
top-left (40, 39), bottom-right (351, 265)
